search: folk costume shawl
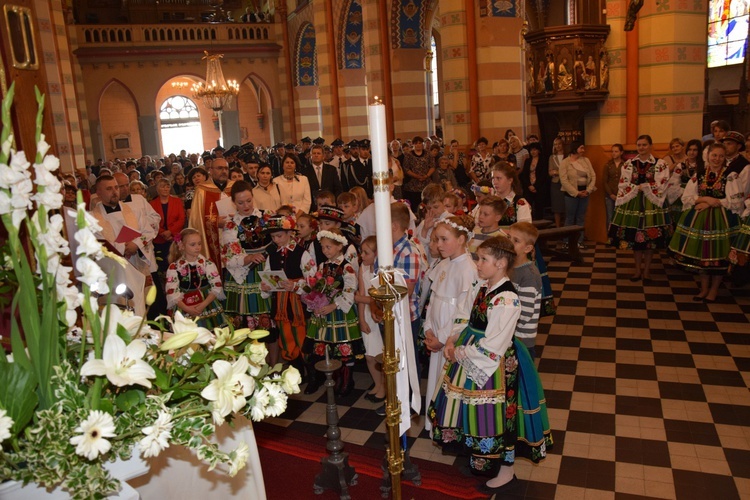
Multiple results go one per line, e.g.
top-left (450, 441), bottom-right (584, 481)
top-left (164, 254), bottom-right (225, 310)
top-left (615, 155), bottom-right (669, 207)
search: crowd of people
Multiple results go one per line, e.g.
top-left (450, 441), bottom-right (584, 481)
top-left (65, 123), bottom-right (749, 493)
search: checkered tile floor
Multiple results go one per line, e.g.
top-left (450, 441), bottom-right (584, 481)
top-left (265, 243), bottom-right (750, 499)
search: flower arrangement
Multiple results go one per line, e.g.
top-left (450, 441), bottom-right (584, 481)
top-left (300, 270), bottom-right (342, 314)
top-left (0, 84), bottom-right (299, 498)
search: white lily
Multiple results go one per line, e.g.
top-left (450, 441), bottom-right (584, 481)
top-left (200, 357), bottom-right (256, 420)
top-left (158, 312), bottom-right (214, 351)
top-left (80, 334), bottom-right (156, 388)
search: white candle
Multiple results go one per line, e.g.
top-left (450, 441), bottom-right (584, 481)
top-left (368, 98), bottom-right (393, 269)
top-left (325, 344), bottom-right (330, 365)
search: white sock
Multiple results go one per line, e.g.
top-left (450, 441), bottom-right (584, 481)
top-left (486, 465), bottom-right (514, 488)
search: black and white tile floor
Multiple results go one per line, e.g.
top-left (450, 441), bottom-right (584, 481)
top-left (266, 243), bottom-right (750, 499)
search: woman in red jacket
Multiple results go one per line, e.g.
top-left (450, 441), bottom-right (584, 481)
top-left (150, 178), bottom-right (186, 274)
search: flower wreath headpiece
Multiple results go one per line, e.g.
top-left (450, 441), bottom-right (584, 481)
top-left (316, 230), bottom-right (348, 245)
top-left (438, 219), bottom-right (474, 240)
top-left (471, 184), bottom-right (493, 195)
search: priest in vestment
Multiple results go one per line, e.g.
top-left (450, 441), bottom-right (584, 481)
top-left (188, 158), bottom-right (232, 275)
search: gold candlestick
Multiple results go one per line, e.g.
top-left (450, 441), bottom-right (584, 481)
top-left (368, 270), bottom-right (408, 499)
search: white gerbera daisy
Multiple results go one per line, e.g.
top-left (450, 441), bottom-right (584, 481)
top-left (228, 442), bottom-right (249, 477)
top-left (264, 384), bottom-right (288, 417)
top-left (0, 408), bottom-right (14, 442)
top-left (139, 411), bottom-right (173, 458)
top-left (69, 410), bottom-right (116, 460)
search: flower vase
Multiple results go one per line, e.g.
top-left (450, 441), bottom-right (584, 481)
top-left (0, 448), bottom-right (149, 500)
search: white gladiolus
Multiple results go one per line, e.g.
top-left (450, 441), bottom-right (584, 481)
top-left (75, 228), bottom-right (104, 259)
top-left (33, 188), bottom-right (63, 211)
top-left (76, 256), bottom-right (109, 294)
top-left (36, 135), bottom-right (50, 159)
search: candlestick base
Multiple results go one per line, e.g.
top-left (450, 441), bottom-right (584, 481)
top-left (313, 358), bottom-right (357, 499)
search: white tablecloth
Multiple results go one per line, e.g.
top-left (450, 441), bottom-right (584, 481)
top-left (130, 416), bottom-right (266, 499)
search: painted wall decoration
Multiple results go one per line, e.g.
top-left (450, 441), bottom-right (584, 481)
top-left (707, 0), bottom-right (749, 68)
top-left (391, 0), bottom-right (428, 49)
top-left (341, 0), bottom-right (364, 69)
top-left (480, 0), bottom-right (516, 17)
top-left (296, 23), bottom-right (318, 86)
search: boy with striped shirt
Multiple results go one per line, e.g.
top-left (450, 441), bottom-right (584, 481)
top-left (507, 221), bottom-right (543, 359)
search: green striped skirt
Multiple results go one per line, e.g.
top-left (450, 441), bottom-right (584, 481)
top-left (303, 307), bottom-right (365, 363)
top-left (224, 266), bottom-right (271, 316)
top-left (730, 216), bottom-right (750, 266)
top-left (669, 206), bottom-right (739, 274)
top-left (608, 193), bottom-right (673, 250)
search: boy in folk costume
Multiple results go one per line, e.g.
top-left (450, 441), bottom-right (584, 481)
top-left (260, 215), bottom-right (315, 371)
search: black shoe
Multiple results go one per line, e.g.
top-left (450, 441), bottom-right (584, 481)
top-left (629, 275), bottom-right (642, 282)
top-left (692, 295), bottom-right (706, 302)
top-left (365, 393), bottom-right (385, 403)
top-left (703, 297), bottom-right (716, 304)
top-left (375, 404), bottom-right (386, 417)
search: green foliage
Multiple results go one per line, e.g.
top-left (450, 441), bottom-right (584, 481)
top-left (0, 362), bottom-right (38, 434)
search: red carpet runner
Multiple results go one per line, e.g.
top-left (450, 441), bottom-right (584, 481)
top-left (255, 423), bottom-right (488, 499)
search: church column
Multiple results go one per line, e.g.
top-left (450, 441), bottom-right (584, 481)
top-left (475, 10), bottom-right (526, 139)
top-left (361, 0), bottom-right (393, 139)
top-left (323, 0), bottom-right (342, 138)
top-left (437, 0), bottom-right (473, 145)
top-left (312, 0), bottom-right (336, 138)
top-left (390, 49), bottom-right (430, 138)
top-left (585, 0), bottom-right (627, 146)
top-left (275, 0), bottom-right (297, 141)
top-left (635, 1), bottom-right (706, 141)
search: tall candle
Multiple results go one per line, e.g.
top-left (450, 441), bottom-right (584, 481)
top-left (368, 98), bottom-right (394, 269)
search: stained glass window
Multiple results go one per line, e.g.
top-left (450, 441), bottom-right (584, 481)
top-left (708, 0), bottom-right (749, 68)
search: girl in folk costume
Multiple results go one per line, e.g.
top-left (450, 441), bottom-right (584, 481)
top-left (492, 162), bottom-right (556, 317)
top-left (220, 181), bottom-right (276, 362)
top-left (609, 135), bottom-right (673, 282)
top-left (669, 143), bottom-right (748, 301)
top-left (665, 139), bottom-right (702, 228)
top-left (259, 215), bottom-right (315, 369)
top-left (165, 228), bottom-right (228, 329)
top-left (422, 215), bottom-right (478, 432)
top-left (729, 195), bottom-right (750, 268)
top-left (428, 236), bottom-right (553, 495)
top-left (310, 206), bottom-right (360, 276)
top-left (300, 228), bottom-right (365, 397)
top-left (354, 236), bottom-right (385, 402)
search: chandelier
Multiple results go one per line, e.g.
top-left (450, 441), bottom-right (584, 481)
top-left (192, 52), bottom-right (239, 112)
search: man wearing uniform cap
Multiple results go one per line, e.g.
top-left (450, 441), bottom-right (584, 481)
top-left (721, 131), bottom-right (749, 175)
top-left (212, 145), bottom-right (225, 158)
top-left (300, 137), bottom-right (313, 170)
top-left (312, 137), bottom-right (325, 146)
top-left (347, 138), bottom-right (373, 198)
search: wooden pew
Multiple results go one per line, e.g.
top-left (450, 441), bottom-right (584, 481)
top-left (536, 225), bottom-right (585, 264)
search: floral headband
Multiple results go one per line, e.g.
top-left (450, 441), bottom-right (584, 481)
top-left (471, 184), bottom-right (493, 195)
top-left (438, 219), bottom-right (474, 240)
top-left (316, 230), bottom-right (348, 245)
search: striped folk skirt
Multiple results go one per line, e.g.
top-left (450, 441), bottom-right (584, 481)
top-left (669, 206), bottom-right (740, 274)
top-left (729, 215), bottom-right (750, 267)
top-left (608, 192), bottom-right (673, 251)
top-left (303, 307), bottom-right (365, 363)
top-left (428, 326), bottom-right (553, 476)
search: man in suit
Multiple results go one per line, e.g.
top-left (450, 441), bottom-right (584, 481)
top-left (304, 144), bottom-right (342, 211)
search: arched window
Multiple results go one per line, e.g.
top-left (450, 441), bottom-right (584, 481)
top-left (159, 95), bottom-right (203, 155)
top-left (708, 0), bottom-right (748, 68)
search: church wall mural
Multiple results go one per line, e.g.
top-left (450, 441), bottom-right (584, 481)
top-left (296, 22), bottom-right (318, 86)
top-left (340, 0), bottom-right (363, 69)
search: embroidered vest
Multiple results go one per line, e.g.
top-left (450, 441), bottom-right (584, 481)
top-left (469, 280), bottom-right (517, 330)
